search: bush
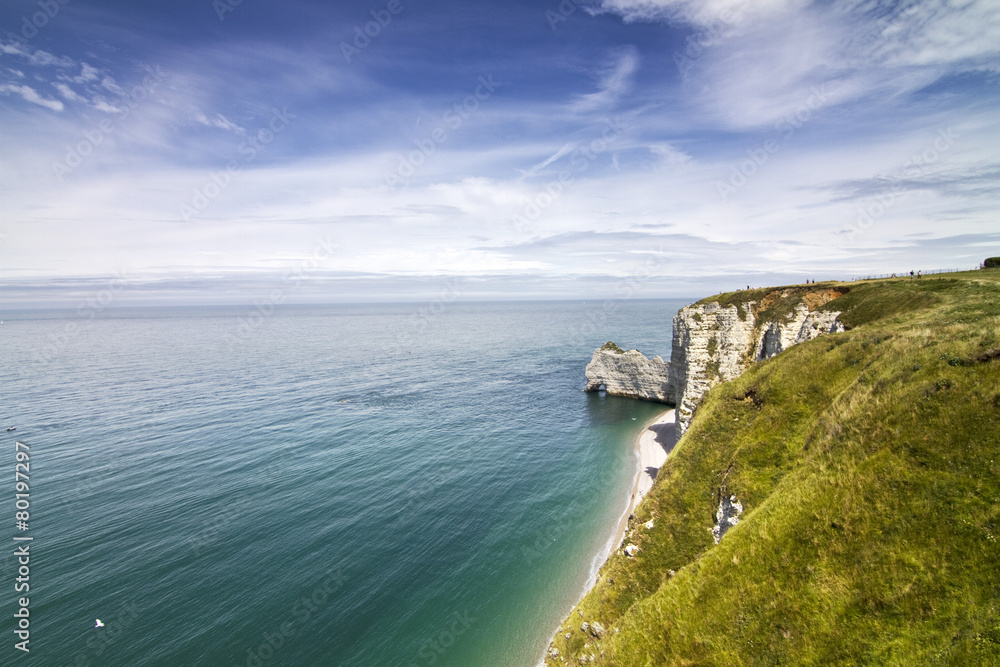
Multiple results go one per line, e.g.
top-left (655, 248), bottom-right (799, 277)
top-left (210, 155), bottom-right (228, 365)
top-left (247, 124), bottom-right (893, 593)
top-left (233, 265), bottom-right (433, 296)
top-left (985, 257), bottom-right (1000, 269)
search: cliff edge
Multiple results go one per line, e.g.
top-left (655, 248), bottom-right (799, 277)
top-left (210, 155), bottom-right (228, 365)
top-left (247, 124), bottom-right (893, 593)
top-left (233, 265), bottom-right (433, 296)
top-left (671, 287), bottom-right (845, 434)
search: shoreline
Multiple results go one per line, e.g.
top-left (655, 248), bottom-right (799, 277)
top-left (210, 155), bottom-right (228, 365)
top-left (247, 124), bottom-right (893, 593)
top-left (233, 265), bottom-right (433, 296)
top-left (537, 407), bottom-right (677, 666)
top-left (610, 408), bottom-right (677, 553)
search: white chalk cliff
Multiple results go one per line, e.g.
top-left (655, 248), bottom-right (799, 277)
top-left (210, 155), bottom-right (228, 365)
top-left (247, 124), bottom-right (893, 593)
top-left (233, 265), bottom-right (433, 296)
top-left (586, 288), bottom-right (847, 435)
top-left (584, 342), bottom-right (675, 404)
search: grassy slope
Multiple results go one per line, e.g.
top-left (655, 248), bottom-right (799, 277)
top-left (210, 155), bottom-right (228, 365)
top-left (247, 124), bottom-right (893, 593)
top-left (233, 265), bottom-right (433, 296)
top-left (548, 271), bottom-right (1000, 666)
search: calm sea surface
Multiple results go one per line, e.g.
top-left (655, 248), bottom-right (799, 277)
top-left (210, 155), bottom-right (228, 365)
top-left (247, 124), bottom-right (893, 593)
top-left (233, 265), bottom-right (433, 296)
top-left (0, 299), bottom-right (685, 666)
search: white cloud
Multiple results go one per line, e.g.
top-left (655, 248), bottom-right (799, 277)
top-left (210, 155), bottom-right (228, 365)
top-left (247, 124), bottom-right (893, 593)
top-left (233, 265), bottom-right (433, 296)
top-left (600, 0), bottom-right (808, 30)
top-left (650, 143), bottom-right (691, 167)
top-left (863, 0), bottom-right (1000, 69)
top-left (74, 62), bottom-right (100, 83)
top-left (0, 84), bottom-right (63, 111)
top-left (571, 47), bottom-right (640, 113)
top-left (101, 76), bottom-right (126, 96)
top-left (519, 142), bottom-right (576, 179)
top-left (0, 39), bottom-right (75, 67)
top-left (604, 0), bottom-right (1000, 130)
top-left (193, 110), bottom-right (246, 134)
top-left (92, 96), bottom-right (124, 113)
top-left (0, 40), bottom-right (25, 56)
top-left (53, 82), bottom-right (85, 102)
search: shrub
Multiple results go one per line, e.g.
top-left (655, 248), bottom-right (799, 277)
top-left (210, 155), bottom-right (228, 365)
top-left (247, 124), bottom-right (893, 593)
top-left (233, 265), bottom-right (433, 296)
top-left (985, 257), bottom-right (1000, 269)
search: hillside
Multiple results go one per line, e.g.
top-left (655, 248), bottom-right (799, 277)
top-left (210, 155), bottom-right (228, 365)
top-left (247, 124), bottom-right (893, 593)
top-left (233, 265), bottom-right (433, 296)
top-left (546, 271), bottom-right (1000, 666)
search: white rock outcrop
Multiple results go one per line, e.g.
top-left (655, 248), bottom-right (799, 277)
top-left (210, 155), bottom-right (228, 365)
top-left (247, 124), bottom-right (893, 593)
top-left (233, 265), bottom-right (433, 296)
top-left (712, 495), bottom-right (743, 543)
top-left (669, 303), bottom-right (757, 433)
top-left (584, 343), bottom-right (675, 404)
top-left (585, 288), bottom-right (846, 436)
top-left (755, 303), bottom-right (845, 361)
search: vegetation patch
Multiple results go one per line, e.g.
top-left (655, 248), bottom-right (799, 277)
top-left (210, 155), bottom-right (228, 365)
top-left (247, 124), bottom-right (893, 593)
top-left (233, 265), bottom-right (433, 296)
top-left (600, 341), bottom-right (625, 354)
top-left (819, 279), bottom-right (950, 328)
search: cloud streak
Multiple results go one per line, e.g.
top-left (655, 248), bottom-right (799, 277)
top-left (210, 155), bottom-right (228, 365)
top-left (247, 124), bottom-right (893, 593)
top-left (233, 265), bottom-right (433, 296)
top-left (0, 83), bottom-right (63, 110)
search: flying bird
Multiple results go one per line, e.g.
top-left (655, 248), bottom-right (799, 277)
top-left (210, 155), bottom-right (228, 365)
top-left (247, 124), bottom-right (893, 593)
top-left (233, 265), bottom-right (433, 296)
top-left (95, 619), bottom-right (104, 629)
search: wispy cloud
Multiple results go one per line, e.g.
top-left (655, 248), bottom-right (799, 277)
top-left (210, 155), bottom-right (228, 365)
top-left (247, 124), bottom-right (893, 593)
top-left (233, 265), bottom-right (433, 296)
top-left (0, 83), bottom-right (63, 111)
top-left (570, 47), bottom-right (640, 113)
top-left (602, 0), bottom-right (1000, 130)
top-left (73, 62), bottom-right (100, 83)
top-left (817, 163), bottom-right (1000, 203)
top-left (193, 111), bottom-right (246, 134)
top-left (599, 0), bottom-right (807, 30)
top-left (52, 82), bottom-right (85, 102)
top-left (0, 38), bottom-right (74, 67)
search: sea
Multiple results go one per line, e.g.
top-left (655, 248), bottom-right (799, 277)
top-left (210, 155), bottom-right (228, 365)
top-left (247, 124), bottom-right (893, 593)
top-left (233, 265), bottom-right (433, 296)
top-left (0, 298), bottom-right (686, 666)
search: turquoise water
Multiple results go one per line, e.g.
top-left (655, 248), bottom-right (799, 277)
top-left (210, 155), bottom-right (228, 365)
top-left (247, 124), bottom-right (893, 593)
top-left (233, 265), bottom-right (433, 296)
top-left (1, 299), bottom-right (684, 666)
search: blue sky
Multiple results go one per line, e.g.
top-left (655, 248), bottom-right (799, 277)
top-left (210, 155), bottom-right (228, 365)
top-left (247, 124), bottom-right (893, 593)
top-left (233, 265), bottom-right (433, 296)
top-left (1, 0), bottom-right (999, 304)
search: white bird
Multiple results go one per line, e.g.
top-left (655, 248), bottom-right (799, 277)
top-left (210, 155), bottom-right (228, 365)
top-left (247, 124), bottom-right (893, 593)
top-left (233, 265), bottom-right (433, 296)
top-left (94, 619), bottom-right (104, 629)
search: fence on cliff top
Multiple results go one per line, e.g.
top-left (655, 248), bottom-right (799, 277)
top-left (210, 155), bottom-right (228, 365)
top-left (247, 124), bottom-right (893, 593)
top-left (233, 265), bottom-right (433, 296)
top-left (853, 267), bottom-right (987, 281)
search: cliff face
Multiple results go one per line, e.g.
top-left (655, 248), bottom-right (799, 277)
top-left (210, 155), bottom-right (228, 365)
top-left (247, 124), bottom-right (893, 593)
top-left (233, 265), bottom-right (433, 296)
top-left (584, 342), bottom-right (674, 404)
top-left (669, 302), bottom-right (757, 433)
top-left (586, 286), bottom-right (846, 435)
top-left (671, 297), bottom-right (845, 434)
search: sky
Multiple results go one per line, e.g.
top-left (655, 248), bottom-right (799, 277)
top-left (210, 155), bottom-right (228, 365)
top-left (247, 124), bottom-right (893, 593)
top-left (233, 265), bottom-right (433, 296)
top-left (1, 0), bottom-right (999, 305)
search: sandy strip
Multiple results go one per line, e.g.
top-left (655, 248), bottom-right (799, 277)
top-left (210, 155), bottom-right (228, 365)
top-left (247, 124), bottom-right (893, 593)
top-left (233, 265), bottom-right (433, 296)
top-left (612, 408), bottom-right (677, 551)
top-left (536, 407), bottom-right (679, 666)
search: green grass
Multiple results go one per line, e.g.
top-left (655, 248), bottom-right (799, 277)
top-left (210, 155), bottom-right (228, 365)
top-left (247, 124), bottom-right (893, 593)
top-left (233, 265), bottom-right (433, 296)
top-left (547, 271), bottom-right (1000, 666)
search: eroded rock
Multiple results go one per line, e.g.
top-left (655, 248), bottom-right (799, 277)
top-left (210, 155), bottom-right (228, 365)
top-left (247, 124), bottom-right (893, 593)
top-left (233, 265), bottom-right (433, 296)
top-left (712, 495), bottom-right (743, 543)
top-left (584, 342), bottom-right (674, 403)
